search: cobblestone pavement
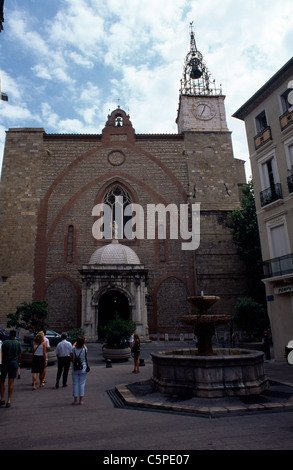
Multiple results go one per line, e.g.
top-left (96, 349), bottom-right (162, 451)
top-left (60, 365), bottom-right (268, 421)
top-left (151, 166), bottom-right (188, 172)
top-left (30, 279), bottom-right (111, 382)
top-left (0, 341), bottom-right (293, 452)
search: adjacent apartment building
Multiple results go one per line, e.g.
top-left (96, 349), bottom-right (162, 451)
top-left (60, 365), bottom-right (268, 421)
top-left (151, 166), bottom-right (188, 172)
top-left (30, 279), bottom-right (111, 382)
top-left (234, 57), bottom-right (293, 361)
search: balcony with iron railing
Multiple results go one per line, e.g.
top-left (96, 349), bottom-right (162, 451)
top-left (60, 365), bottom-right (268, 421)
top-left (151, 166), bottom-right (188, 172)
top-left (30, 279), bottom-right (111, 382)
top-left (263, 253), bottom-right (293, 279)
top-left (260, 183), bottom-right (283, 207)
top-left (254, 126), bottom-right (272, 151)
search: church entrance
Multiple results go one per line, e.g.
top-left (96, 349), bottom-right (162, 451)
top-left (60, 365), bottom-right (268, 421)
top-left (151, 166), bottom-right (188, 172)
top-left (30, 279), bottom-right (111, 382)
top-left (98, 290), bottom-right (130, 339)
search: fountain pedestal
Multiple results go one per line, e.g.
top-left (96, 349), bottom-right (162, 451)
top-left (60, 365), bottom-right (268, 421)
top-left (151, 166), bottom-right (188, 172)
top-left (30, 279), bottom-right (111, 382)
top-left (194, 322), bottom-right (215, 355)
top-left (181, 296), bottom-right (230, 355)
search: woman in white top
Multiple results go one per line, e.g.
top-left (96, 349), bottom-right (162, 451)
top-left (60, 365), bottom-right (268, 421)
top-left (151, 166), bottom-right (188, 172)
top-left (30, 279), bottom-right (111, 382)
top-left (31, 331), bottom-right (46, 390)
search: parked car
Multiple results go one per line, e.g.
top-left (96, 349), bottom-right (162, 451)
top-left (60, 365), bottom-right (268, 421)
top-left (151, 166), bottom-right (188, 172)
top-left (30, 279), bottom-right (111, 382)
top-left (0, 329), bottom-right (19, 341)
top-left (0, 329), bottom-right (9, 341)
top-left (24, 329), bottom-right (62, 347)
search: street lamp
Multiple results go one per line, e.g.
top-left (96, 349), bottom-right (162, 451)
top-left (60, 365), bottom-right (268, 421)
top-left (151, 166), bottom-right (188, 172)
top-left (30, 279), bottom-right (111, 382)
top-left (0, 0), bottom-right (4, 33)
top-left (0, 76), bottom-right (8, 101)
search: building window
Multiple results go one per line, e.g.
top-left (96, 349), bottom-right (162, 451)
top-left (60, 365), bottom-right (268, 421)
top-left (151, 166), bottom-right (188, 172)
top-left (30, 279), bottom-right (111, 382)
top-left (103, 185), bottom-right (132, 238)
top-left (66, 224), bottom-right (74, 263)
top-left (259, 155), bottom-right (282, 206)
top-left (288, 144), bottom-right (293, 166)
top-left (254, 110), bottom-right (272, 150)
top-left (158, 224), bottom-right (167, 263)
top-left (262, 158), bottom-right (275, 189)
top-left (286, 142), bottom-right (293, 170)
top-left (279, 89), bottom-right (293, 131)
top-left (263, 219), bottom-right (292, 278)
top-left (255, 110), bottom-right (268, 133)
top-left (269, 223), bottom-right (289, 258)
top-left (285, 141), bottom-right (293, 193)
top-left (280, 88), bottom-right (292, 113)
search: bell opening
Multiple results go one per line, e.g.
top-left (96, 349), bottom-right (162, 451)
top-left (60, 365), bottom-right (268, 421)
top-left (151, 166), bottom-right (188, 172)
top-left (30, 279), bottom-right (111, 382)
top-left (190, 58), bottom-right (202, 80)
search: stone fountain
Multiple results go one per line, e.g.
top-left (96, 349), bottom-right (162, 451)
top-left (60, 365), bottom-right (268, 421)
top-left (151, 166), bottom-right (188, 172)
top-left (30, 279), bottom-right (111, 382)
top-left (151, 295), bottom-right (269, 398)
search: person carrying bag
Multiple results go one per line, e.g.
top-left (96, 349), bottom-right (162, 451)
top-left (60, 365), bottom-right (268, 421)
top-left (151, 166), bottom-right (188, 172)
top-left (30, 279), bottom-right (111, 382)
top-left (73, 349), bottom-right (83, 371)
top-left (71, 336), bottom-right (88, 405)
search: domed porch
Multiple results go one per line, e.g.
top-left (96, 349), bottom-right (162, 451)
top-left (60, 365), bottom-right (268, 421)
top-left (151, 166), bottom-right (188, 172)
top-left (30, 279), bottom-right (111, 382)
top-left (79, 240), bottom-right (148, 342)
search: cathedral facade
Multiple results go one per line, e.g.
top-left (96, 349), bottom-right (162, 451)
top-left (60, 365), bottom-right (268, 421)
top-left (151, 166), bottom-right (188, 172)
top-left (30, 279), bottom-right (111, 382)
top-left (0, 29), bottom-right (247, 341)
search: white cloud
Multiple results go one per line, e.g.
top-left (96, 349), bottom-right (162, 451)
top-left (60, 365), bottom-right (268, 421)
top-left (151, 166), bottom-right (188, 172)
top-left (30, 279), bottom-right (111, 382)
top-left (68, 51), bottom-right (94, 69)
top-left (0, 104), bottom-right (34, 121)
top-left (57, 117), bottom-right (99, 134)
top-left (78, 82), bottom-right (102, 103)
top-left (58, 118), bottom-right (84, 133)
top-left (9, 11), bottom-right (50, 58)
top-left (32, 64), bottom-right (53, 81)
top-left (41, 103), bottom-right (60, 129)
top-left (0, 71), bottom-right (24, 101)
top-left (0, 70), bottom-right (37, 124)
top-left (47, 1), bottom-right (105, 56)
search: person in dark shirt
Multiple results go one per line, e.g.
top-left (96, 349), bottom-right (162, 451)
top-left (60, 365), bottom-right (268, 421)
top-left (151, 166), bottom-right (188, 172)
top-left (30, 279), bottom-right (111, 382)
top-left (55, 332), bottom-right (73, 388)
top-left (0, 329), bottom-right (21, 408)
top-left (131, 334), bottom-right (140, 374)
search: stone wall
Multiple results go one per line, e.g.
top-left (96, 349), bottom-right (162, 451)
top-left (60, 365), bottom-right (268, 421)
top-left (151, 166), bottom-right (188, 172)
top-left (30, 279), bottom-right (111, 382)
top-left (0, 129), bottom-right (44, 319)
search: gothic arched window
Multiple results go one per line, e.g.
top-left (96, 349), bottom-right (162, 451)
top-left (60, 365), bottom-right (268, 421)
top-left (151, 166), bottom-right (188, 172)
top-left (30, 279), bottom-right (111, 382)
top-left (103, 185), bottom-right (132, 238)
top-left (66, 224), bottom-right (74, 263)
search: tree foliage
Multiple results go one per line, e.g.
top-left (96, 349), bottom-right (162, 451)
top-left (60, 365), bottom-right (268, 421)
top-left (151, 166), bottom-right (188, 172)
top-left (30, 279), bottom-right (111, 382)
top-left (226, 181), bottom-right (261, 264)
top-left (7, 300), bottom-right (50, 334)
top-left (226, 181), bottom-right (265, 305)
top-left (100, 314), bottom-right (136, 348)
top-left (66, 328), bottom-right (85, 344)
top-left (233, 297), bottom-right (269, 339)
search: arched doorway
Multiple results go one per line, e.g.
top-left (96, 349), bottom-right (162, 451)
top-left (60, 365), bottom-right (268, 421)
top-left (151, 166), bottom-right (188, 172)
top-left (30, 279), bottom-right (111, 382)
top-left (98, 290), bottom-right (130, 339)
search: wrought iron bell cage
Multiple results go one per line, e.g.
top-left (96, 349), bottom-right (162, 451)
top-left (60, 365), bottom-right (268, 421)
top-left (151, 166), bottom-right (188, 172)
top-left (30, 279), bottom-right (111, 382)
top-left (180, 23), bottom-right (222, 96)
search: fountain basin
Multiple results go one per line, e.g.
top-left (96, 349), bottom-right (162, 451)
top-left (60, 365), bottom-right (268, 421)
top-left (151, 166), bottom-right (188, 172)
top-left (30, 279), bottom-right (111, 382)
top-left (181, 314), bottom-right (231, 325)
top-left (151, 348), bottom-right (269, 398)
top-left (187, 295), bottom-right (220, 313)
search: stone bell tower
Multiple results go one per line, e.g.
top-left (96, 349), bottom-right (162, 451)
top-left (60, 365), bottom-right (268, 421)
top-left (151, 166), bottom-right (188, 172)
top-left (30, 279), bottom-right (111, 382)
top-left (176, 23), bottom-right (245, 211)
top-left (175, 23), bottom-right (247, 305)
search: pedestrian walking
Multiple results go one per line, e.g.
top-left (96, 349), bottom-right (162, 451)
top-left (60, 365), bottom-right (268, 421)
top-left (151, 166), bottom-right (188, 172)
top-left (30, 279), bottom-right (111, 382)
top-left (71, 335), bottom-right (88, 405)
top-left (0, 330), bottom-right (22, 408)
top-left (41, 328), bottom-right (51, 386)
top-left (31, 331), bottom-right (46, 390)
top-left (131, 333), bottom-right (140, 373)
top-left (55, 332), bottom-right (73, 388)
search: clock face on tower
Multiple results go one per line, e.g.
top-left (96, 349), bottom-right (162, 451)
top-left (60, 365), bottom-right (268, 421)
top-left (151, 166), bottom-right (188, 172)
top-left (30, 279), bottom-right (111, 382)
top-left (193, 101), bottom-right (216, 120)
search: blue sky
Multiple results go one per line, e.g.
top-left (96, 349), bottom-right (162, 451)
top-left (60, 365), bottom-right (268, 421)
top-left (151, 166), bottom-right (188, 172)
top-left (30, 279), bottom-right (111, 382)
top-left (0, 0), bottom-right (292, 178)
